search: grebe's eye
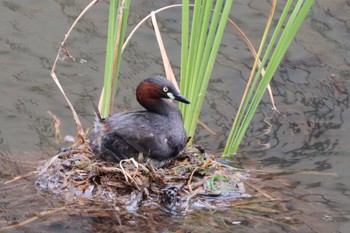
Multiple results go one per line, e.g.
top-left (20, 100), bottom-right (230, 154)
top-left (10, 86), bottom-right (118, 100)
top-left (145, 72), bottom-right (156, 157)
top-left (163, 86), bottom-right (168, 92)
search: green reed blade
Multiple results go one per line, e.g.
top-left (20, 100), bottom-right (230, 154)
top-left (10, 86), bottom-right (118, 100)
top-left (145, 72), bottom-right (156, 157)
top-left (101, 0), bottom-right (131, 118)
top-left (223, 0), bottom-right (314, 155)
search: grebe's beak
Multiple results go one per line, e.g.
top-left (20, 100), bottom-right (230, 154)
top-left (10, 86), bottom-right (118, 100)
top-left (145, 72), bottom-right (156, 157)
top-left (171, 92), bottom-right (190, 104)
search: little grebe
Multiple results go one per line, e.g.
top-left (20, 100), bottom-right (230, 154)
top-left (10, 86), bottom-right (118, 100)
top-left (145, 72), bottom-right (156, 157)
top-left (88, 76), bottom-right (190, 168)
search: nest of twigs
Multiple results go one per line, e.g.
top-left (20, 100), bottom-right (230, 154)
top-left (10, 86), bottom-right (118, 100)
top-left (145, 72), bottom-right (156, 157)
top-left (36, 140), bottom-right (247, 214)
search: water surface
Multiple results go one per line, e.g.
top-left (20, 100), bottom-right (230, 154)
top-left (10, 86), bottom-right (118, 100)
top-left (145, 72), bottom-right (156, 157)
top-left (1, 0), bottom-right (350, 232)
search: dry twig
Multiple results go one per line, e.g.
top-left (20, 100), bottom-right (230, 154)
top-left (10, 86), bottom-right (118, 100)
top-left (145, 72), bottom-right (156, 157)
top-left (0, 207), bottom-right (66, 232)
top-left (50, 0), bottom-right (99, 138)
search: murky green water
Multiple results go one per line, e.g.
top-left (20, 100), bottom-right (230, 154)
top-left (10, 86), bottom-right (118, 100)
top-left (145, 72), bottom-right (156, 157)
top-left (1, 0), bottom-right (350, 232)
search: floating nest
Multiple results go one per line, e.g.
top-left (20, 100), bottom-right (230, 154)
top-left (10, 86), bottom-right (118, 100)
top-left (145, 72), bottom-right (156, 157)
top-left (3, 141), bottom-right (339, 232)
top-left (36, 140), bottom-right (248, 215)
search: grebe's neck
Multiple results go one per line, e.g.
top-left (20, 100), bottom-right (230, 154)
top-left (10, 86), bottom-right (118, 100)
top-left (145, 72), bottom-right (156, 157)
top-left (145, 98), bottom-right (180, 116)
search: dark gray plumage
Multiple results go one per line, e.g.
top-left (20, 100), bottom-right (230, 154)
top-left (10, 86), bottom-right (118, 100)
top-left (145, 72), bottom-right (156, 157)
top-left (89, 76), bottom-right (190, 168)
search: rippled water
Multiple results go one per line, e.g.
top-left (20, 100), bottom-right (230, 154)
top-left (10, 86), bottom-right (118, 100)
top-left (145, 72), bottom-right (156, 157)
top-left (1, 0), bottom-right (350, 232)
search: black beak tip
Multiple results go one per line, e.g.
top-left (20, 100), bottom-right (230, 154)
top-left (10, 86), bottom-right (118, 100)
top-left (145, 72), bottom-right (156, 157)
top-left (175, 94), bottom-right (190, 104)
top-left (182, 99), bottom-right (190, 104)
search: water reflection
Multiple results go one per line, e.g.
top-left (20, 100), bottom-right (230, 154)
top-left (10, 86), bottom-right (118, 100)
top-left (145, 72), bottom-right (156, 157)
top-left (0, 131), bottom-right (19, 178)
top-left (258, 72), bottom-right (349, 169)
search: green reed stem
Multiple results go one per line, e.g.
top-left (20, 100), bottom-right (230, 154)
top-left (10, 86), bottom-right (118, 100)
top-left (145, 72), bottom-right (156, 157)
top-left (223, 0), bottom-right (314, 155)
top-left (101, 0), bottom-right (130, 118)
top-left (180, 0), bottom-right (234, 143)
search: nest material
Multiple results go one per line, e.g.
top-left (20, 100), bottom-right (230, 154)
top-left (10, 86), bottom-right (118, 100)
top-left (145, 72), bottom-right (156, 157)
top-left (36, 140), bottom-right (247, 214)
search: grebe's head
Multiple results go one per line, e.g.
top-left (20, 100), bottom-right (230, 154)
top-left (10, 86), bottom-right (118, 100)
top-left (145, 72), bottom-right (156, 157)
top-left (136, 76), bottom-right (190, 110)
